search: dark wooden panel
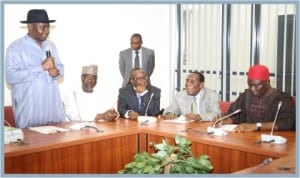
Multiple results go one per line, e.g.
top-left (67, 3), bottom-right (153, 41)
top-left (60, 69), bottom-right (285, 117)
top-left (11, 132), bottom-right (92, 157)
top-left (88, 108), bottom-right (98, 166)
top-left (146, 134), bottom-right (278, 173)
top-left (5, 119), bottom-right (295, 174)
top-left (5, 135), bottom-right (138, 173)
top-left (234, 155), bottom-right (296, 174)
top-left (138, 133), bottom-right (148, 152)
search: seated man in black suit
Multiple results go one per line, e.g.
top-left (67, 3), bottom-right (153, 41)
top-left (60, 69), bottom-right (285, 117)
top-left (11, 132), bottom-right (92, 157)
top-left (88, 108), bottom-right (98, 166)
top-left (118, 68), bottom-right (161, 119)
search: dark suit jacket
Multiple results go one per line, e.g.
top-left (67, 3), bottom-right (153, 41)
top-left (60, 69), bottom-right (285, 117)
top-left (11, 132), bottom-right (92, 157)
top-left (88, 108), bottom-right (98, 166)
top-left (119, 47), bottom-right (155, 87)
top-left (117, 84), bottom-right (161, 117)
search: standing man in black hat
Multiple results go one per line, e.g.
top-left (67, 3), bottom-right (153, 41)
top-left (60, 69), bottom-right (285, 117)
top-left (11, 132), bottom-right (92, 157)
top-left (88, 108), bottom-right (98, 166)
top-left (5, 9), bottom-right (65, 128)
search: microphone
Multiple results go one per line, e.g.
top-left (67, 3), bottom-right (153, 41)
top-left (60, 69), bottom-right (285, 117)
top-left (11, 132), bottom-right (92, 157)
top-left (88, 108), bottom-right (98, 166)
top-left (261, 101), bottom-right (287, 144)
top-left (270, 101), bottom-right (282, 136)
top-left (73, 91), bottom-right (83, 122)
top-left (46, 50), bottom-right (51, 58)
top-left (69, 92), bottom-right (103, 133)
top-left (212, 109), bottom-right (242, 128)
top-left (144, 92), bottom-right (154, 117)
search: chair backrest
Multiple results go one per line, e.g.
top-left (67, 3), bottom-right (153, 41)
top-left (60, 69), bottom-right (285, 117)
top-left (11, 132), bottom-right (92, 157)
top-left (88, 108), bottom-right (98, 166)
top-left (292, 96), bottom-right (296, 106)
top-left (4, 106), bottom-right (16, 127)
top-left (219, 101), bottom-right (233, 115)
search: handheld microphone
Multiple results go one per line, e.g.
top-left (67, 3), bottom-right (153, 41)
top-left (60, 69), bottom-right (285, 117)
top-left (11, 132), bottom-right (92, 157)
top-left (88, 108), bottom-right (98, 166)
top-left (213, 109), bottom-right (242, 128)
top-left (45, 49), bottom-right (55, 71)
top-left (46, 50), bottom-right (51, 58)
top-left (261, 101), bottom-right (287, 144)
top-left (144, 93), bottom-right (154, 117)
top-left (270, 101), bottom-right (282, 136)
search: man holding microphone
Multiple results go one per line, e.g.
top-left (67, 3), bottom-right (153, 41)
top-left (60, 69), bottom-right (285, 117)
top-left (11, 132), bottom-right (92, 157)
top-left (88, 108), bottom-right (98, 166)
top-left (5, 9), bottom-right (65, 128)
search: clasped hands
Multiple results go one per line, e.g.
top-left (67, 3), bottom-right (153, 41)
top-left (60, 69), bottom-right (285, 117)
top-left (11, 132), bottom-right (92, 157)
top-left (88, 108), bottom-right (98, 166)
top-left (163, 112), bottom-right (201, 122)
top-left (42, 56), bottom-right (59, 77)
top-left (95, 108), bottom-right (120, 122)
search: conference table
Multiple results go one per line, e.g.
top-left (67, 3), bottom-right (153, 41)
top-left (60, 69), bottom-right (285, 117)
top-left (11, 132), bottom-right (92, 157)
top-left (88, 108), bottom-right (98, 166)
top-left (4, 118), bottom-right (296, 174)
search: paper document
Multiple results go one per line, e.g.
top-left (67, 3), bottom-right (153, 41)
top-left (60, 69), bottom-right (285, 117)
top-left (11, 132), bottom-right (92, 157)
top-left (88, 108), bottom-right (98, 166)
top-left (206, 124), bottom-right (238, 136)
top-left (219, 124), bottom-right (237, 131)
top-left (29, 126), bottom-right (69, 134)
top-left (163, 115), bottom-right (195, 124)
top-left (138, 116), bottom-right (157, 124)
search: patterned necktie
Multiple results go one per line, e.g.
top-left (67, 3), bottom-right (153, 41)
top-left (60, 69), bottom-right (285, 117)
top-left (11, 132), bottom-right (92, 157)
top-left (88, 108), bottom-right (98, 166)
top-left (191, 96), bottom-right (198, 114)
top-left (134, 51), bottom-right (140, 68)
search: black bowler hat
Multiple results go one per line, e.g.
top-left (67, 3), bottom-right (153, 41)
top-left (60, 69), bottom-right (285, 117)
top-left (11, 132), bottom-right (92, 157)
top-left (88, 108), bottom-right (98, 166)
top-left (20, 9), bottom-right (56, 23)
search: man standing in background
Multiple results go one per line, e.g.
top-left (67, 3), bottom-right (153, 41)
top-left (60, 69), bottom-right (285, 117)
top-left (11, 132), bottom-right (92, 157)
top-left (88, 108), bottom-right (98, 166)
top-left (119, 33), bottom-right (155, 87)
top-left (5, 9), bottom-right (65, 128)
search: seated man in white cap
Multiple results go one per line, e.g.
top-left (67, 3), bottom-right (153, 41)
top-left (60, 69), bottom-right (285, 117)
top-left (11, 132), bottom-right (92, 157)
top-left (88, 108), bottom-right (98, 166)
top-left (63, 65), bottom-right (119, 122)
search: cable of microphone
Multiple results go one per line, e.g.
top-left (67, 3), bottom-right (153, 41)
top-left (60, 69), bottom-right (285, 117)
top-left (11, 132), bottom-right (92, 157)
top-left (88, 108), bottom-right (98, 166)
top-left (259, 157), bottom-right (273, 167)
top-left (144, 92), bottom-right (154, 117)
top-left (250, 157), bottom-right (273, 173)
top-left (270, 101), bottom-right (282, 136)
top-left (212, 109), bottom-right (242, 128)
top-left (84, 125), bottom-right (103, 133)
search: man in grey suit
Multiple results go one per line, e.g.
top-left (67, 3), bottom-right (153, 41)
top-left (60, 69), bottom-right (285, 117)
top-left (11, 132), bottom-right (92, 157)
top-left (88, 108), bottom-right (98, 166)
top-left (118, 68), bottom-right (161, 120)
top-left (163, 72), bottom-right (221, 122)
top-left (119, 33), bottom-right (155, 87)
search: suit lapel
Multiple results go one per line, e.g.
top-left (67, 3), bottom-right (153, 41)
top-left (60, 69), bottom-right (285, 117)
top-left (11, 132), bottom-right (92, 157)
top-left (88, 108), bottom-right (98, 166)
top-left (129, 86), bottom-right (139, 111)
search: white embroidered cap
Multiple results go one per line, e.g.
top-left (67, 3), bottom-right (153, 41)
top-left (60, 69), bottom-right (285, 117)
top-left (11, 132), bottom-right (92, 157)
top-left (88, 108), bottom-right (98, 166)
top-left (82, 65), bottom-right (98, 75)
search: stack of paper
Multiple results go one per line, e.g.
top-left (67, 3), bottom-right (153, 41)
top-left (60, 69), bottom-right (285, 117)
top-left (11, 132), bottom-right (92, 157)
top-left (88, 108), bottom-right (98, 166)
top-left (4, 126), bottom-right (24, 144)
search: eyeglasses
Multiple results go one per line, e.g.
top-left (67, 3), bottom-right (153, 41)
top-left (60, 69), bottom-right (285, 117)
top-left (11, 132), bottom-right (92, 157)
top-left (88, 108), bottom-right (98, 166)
top-left (133, 76), bottom-right (147, 81)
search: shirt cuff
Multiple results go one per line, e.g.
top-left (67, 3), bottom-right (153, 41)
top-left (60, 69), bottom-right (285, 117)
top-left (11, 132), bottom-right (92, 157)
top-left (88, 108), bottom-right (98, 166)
top-left (124, 110), bottom-right (133, 119)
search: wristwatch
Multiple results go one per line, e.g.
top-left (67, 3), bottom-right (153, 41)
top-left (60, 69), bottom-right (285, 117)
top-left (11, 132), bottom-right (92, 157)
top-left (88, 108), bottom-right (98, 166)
top-left (256, 122), bottom-right (262, 131)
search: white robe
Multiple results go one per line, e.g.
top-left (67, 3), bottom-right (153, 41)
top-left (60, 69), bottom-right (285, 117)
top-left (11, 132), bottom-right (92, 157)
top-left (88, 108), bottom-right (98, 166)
top-left (63, 86), bottom-right (115, 122)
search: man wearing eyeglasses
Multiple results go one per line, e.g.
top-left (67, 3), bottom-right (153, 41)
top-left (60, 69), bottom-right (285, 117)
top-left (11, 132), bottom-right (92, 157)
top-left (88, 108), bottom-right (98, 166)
top-left (117, 68), bottom-right (161, 119)
top-left (163, 71), bottom-right (221, 122)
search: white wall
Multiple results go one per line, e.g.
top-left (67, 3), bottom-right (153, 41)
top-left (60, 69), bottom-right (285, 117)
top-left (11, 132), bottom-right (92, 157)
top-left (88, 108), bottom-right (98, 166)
top-left (4, 4), bottom-right (173, 110)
